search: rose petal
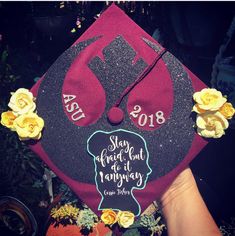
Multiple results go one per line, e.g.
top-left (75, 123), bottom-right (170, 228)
top-left (196, 115), bottom-right (206, 129)
top-left (200, 129), bottom-right (216, 138)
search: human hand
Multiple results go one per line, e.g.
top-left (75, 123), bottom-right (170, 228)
top-left (160, 167), bottom-right (221, 236)
top-left (160, 167), bottom-right (196, 207)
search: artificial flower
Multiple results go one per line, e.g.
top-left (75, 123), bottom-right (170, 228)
top-left (117, 211), bottom-right (135, 228)
top-left (1, 111), bottom-right (17, 130)
top-left (13, 113), bottom-right (44, 140)
top-left (101, 209), bottom-right (117, 225)
top-left (51, 204), bottom-right (79, 222)
top-left (219, 102), bottom-right (235, 119)
top-left (193, 88), bottom-right (226, 113)
top-left (196, 111), bottom-right (229, 138)
top-left (8, 88), bottom-right (36, 115)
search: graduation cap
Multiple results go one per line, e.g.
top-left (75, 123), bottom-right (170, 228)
top-left (30, 4), bottom-right (208, 216)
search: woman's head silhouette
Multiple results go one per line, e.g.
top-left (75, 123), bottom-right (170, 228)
top-left (87, 129), bottom-right (152, 216)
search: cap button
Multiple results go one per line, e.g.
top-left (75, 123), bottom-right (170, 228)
top-left (107, 107), bottom-right (124, 124)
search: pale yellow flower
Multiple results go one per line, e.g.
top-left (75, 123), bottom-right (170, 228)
top-left (193, 88), bottom-right (226, 113)
top-left (117, 211), bottom-right (135, 228)
top-left (219, 102), bottom-right (235, 119)
top-left (1, 111), bottom-right (17, 130)
top-left (101, 209), bottom-right (117, 225)
top-left (13, 113), bottom-right (44, 140)
top-left (8, 88), bottom-right (36, 115)
top-left (196, 111), bottom-right (229, 138)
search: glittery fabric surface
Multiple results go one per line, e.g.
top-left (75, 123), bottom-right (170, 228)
top-left (142, 37), bottom-right (163, 53)
top-left (89, 36), bottom-right (147, 107)
top-left (37, 36), bottom-right (194, 183)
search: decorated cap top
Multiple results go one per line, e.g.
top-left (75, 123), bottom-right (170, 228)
top-left (28, 3), bottom-right (213, 216)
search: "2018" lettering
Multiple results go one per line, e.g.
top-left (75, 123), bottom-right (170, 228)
top-left (129, 105), bottom-right (165, 127)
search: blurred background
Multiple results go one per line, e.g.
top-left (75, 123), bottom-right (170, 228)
top-left (0, 1), bottom-right (235, 235)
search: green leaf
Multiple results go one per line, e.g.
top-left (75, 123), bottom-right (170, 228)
top-left (122, 228), bottom-right (141, 236)
top-left (128, 221), bottom-right (142, 229)
top-left (21, 161), bottom-right (26, 170)
top-left (28, 161), bottom-right (38, 171)
top-left (1, 50), bottom-right (8, 63)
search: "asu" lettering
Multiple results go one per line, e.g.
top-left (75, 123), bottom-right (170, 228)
top-left (63, 94), bottom-right (85, 121)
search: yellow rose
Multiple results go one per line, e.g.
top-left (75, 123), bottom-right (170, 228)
top-left (117, 211), bottom-right (135, 228)
top-left (219, 102), bottom-right (235, 119)
top-left (13, 113), bottom-right (44, 140)
top-left (1, 111), bottom-right (17, 130)
top-left (196, 111), bottom-right (229, 138)
top-left (8, 88), bottom-right (36, 115)
top-left (101, 209), bottom-right (117, 225)
top-left (193, 88), bottom-right (226, 113)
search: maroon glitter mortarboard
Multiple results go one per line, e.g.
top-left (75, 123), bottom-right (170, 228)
top-left (30, 4), bottom-right (208, 216)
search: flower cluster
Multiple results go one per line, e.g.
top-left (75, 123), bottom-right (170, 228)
top-left (76, 207), bottom-right (98, 230)
top-left (140, 214), bottom-right (165, 236)
top-left (101, 209), bottom-right (135, 228)
top-left (1, 88), bottom-right (44, 140)
top-left (51, 204), bottom-right (80, 224)
top-left (193, 88), bottom-right (235, 138)
top-left (50, 204), bottom-right (98, 232)
top-left (49, 203), bottom-right (166, 235)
